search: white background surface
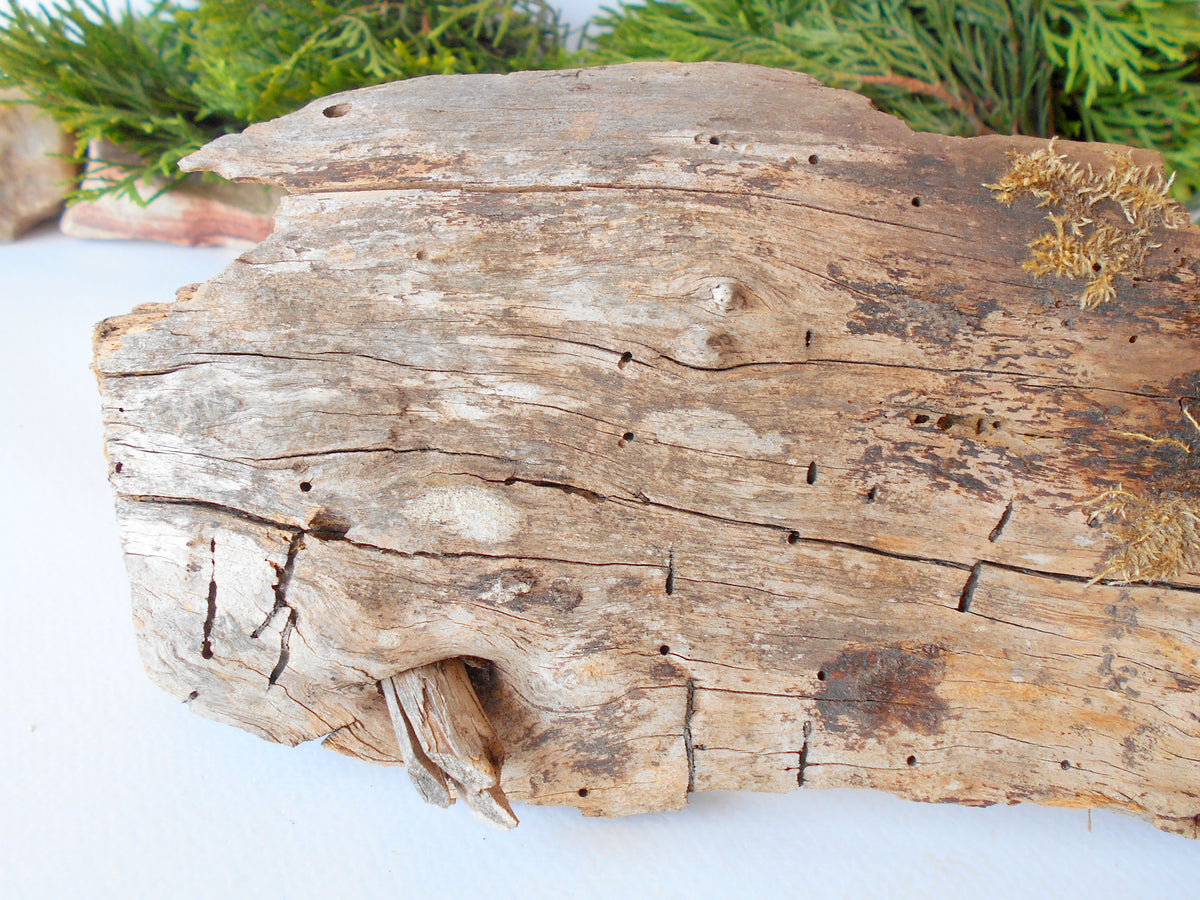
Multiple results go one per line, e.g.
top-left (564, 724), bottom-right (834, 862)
top-left (4, 1), bottom-right (1200, 897)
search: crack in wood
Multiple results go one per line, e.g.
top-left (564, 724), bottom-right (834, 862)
top-left (989, 501), bottom-right (1015, 542)
top-left (958, 562), bottom-right (984, 613)
top-left (252, 531), bottom-right (305, 639)
top-left (684, 677), bottom-right (696, 793)
top-left (798, 721), bottom-right (813, 787)
top-left (200, 537), bottom-right (217, 660)
top-left (268, 608), bottom-right (298, 688)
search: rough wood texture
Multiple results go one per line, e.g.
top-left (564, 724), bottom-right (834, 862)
top-left (62, 139), bottom-right (280, 246)
top-left (96, 63), bottom-right (1200, 836)
top-left (0, 90), bottom-right (73, 241)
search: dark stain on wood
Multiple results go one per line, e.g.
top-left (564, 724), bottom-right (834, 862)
top-left (844, 282), bottom-right (998, 344)
top-left (815, 643), bottom-right (948, 737)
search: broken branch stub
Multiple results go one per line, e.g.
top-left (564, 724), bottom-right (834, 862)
top-left (95, 62), bottom-right (1200, 837)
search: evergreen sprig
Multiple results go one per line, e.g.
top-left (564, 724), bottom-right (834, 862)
top-left (584, 0), bottom-right (1200, 199)
top-left (0, 0), bottom-right (568, 203)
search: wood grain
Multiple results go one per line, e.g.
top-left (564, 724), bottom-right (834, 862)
top-left (97, 63), bottom-right (1200, 835)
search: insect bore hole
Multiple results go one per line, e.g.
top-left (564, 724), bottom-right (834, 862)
top-left (578, 788), bottom-right (589, 797)
top-left (787, 531), bottom-right (801, 545)
top-left (322, 103), bottom-right (351, 118)
top-left (659, 645), bottom-right (671, 656)
top-left (622, 431), bottom-right (636, 443)
top-left (817, 669), bottom-right (828, 681)
top-left (1129, 335), bottom-right (1138, 343)
top-left (906, 755), bottom-right (918, 767)
top-left (114, 462), bottom-right (123, 474)
top-left (299, 481), bottom-right (313, 492)
top-left (618, 351), bottom-right (634, 369)
top-left (709, 135), bottom-right (721, 145)
top-left (1061, 760), bottom-right (1072, 770)
top-left (808, 154), bottom-right (820, 165)
top-left (911, 196), bottom-right (922, 207)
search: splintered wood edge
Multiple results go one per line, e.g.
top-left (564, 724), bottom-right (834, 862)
top-left (379, 675), bottom-right (453, 808)
top-left (382, 662), bottom-right (516, 830)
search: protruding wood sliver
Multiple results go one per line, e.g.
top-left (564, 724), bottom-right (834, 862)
top-left (97, 62), bottom-right (1200, 837)
top-left (380, 674), bottom-right (453, 809)
top-left (381, 660), bottom-right (515, 829)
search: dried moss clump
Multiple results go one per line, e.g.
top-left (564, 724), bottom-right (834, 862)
top-left (988, 141), bottom-right (1189, 308)
top-left (1088, 488), bottom-right (1200, 584)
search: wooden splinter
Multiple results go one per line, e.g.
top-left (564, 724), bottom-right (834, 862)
top-left (381, 660), bottom-right (517, 830)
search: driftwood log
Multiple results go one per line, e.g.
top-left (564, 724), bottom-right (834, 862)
top-left (94, 62), bottom-right (1200, 835)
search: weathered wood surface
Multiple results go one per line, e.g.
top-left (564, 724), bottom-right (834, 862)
top-left (0, 90), bottom-right (73, 241)
top-left (62, 139), bottom-right (280, 247)
top-left (96, 63), bottom-right (1200, 835)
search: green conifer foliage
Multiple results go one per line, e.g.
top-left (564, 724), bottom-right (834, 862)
top-left (0, 0), bottom-right (567, 202)
top-left (585, 0), bottom-right (1200, 199)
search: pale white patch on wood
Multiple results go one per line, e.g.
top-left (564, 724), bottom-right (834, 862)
top-left (404, 487), bottom-right (521, 544)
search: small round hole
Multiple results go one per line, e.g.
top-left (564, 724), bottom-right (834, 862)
top-left (187, 690), bottom-right (199, 701)
top-left (816, 669), bottom-right (827, 681)
top-left (808, 154), bottom-right (820, 165)
top-left (866, 486), bottom-right (879, 502)
top-left (787, 531), bottom-right (801, 545)
top-left (1092, 262), bottom-right (1102, 272)
top-left (1128, 335), bottom-right (1138, 343)
top-left (911, 197), bottom-right (922, 207)
top-left (622, 432), bottom-right (636, 442)
top-left (906, 755), bottom-right (918, 767)
top-left (1061, 760), bottom-right (1072, 770)
top-left (709, 135), bottom-right (720, 145)
top-left (618, 351), bottom-right (634, 369)
top-left (322, 103), bottom-right (350, 118)
top-left (935, 415), bottom-right (954, 430)
top-left (114, 461), bottom-right (124, 474)
top-left (578, 788), bottom-right (589, 797)
top-left (913, 414), bottom-right (930, 425)
top-left (659, 645), bottom-right (670, 656)
top-left (299, 481), bottom-right (313, 492)
top-left (117, 407), bottom-right (125, 413)
top-left (414, 249), bottom-right (426, 261)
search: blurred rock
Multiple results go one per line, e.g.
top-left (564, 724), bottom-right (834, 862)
top-left (61, 139), bottom-right (281, 247)
top-left (0, 90), bottom-right (74, 241)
